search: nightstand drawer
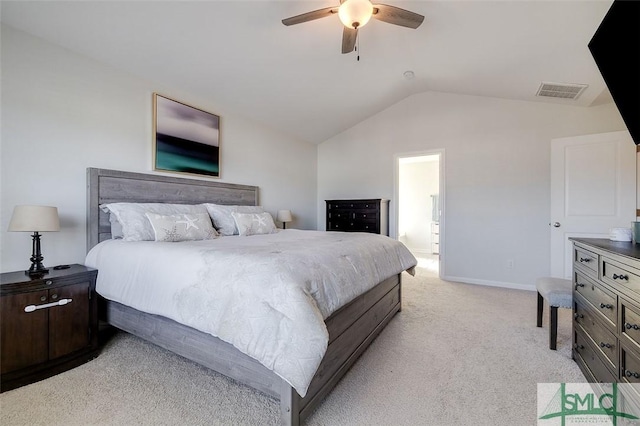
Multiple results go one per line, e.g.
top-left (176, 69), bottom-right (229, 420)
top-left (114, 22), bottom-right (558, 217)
top-left (575, 271), bottom-right (617, 327)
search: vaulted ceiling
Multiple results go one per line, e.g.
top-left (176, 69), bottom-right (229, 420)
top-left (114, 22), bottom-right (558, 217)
top-left (1, 1), bottom-right (613, 144)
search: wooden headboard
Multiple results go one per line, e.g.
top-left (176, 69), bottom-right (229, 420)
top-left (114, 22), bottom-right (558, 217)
top-left (86, 168), bottom-right (259, 252)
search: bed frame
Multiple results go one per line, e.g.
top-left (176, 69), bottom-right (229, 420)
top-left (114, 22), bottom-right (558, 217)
top-left (87, 168), bottom-right (403, 425)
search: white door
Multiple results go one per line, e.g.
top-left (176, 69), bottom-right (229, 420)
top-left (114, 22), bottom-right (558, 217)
top-left (550, 131), bottom-right (636, 278)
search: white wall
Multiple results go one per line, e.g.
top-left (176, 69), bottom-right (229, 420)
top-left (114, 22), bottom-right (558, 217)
top-left (318, 91), bottom-right (627, 290)
top-left (0, 25), bottom-right (317, 273)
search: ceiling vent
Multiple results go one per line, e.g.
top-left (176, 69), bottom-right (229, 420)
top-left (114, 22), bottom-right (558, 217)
top-left (536, 82), bottom-right (588, 100)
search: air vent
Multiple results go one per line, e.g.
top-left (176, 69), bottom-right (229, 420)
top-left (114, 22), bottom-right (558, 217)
top-left (536, 82), bottom-right (588, 100)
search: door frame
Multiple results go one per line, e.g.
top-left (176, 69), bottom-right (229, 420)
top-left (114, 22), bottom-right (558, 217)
top-left (394, 149), bottom-right (445, 278)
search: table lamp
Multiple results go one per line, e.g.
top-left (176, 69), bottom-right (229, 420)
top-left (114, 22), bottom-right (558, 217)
top-left (276, 210), bottom-right (292, 229)
top-left (8, 205), bottom-right (60, 275)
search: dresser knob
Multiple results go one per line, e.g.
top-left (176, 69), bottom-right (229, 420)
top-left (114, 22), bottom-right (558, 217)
top-left (45, 280), bottom-right (52, 285)
top-left (600, 303), bottom-right (613, 309)
top-left (613, 273), bottom-right (629, 281)
top-left (625, 370), bottom-right (640, 379)
top-left (600, 342), bottom-right (612, 349)
top-left (40, 295), bottom-right (47, 302)
top-left (625, 322), bottom-right (640, 330)
top-left (574, 313), bottom-right (583, 319)
top-left (51, 294), bottom-right (58, 300)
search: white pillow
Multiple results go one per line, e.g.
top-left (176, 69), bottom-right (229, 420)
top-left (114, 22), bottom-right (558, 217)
top-left (145, 212), bottom-right (218, 242)
top-left (231, 212), bottom-right (277, 236)
top-left (203, 204), bottom-right (264, 236)
top-left (100, 203), bottom-right (209, 241)
top-left (108, 213), bottom-right (124, 239)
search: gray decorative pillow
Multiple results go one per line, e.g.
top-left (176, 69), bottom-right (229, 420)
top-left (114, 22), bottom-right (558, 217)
top-left (203, 204), bottom-right (264, 236)
top-left (100, 203), bottom-right (209, 241)
top-left (231, 212), bottom-right (277, 236)
top-left (145, 212), bottom-right (218, 242)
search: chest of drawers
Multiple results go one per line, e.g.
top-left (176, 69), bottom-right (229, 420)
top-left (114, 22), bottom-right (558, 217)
top-left (571, 239), bottom-right (640, 409)
top-left (325, 199), bottom-right (389, 236)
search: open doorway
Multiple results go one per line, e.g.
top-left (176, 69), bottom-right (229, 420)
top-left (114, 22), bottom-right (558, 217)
top-left (396, 151), bottom-right (443, 276)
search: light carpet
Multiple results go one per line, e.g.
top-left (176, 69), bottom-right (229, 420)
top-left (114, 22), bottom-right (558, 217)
top-left (0, 266), bottom-right (583, 425)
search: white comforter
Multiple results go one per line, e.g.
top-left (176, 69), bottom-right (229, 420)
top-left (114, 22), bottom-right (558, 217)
top-left (85, 229), bottom-right (417, 396)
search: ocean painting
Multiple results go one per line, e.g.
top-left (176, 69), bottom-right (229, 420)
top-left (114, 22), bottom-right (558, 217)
top-left (153, 94), bottom-right (220, 177)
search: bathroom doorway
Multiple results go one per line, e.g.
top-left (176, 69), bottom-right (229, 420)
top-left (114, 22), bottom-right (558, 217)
top-left (396, 151), bottom-right (443, 276)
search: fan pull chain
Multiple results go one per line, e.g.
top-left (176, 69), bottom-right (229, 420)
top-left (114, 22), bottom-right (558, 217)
top-left (357, 33), bottom-right (360, 61)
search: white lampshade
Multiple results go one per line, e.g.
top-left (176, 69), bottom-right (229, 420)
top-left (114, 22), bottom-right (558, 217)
top-left (277, 210), bottom-right (292, 223)
top-left (338, 0), bottom-right (374, 29)
top-left (8, 205), bottom-right (60, 232)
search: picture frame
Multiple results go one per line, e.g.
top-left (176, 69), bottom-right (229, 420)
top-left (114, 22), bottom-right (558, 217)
top-left (153, 93), bottom-right (220, 178)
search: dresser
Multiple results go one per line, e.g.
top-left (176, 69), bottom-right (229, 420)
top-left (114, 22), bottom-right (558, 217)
top-left (326, 199), bottom-right (389, 236)
top-left (571, 238), bottom-right (640, 410)
top-left (0, 265), bottom-right (99, 392)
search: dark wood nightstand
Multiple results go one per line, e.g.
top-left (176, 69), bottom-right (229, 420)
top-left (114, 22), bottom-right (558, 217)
top-left (0, 264), bottom-right (99, 392)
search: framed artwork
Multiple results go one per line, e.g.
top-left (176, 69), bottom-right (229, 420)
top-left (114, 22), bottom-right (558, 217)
top-left (153, 93), bottom-right (220, 177)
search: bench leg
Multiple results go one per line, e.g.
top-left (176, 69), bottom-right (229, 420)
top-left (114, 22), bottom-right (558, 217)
top-left (549, 306), bottom-right (558, 350)
top-left (537, 292), bottom-right (543, 328)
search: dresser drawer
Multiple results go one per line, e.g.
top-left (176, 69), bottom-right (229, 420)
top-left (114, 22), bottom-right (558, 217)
top-left (622, 298), bottom-right (640, 352)
top-left (574, 246), bottom-right (599, 279)
top-left (621, 345), bottom-right (640, 384)
top-left (575, 271), bottom-right (617, 327)
top-left (574, 297), bottom-right (618, 369)
top-left (327, 211), bottom-right (351, 220)
top-left (574, 328), bottom-right (617, 382)
top-left (602, 257), bottom-right (640, 298)
top-left (328, 201), bottom-right (379, 211)
top-left (353, 211), bottom-right (378, 221)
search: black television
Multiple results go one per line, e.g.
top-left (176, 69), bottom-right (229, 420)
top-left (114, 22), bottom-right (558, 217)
top-left (588, 0), bottom-right (640, 144)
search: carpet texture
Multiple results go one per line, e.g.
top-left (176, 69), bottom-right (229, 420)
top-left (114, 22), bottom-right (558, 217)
top-left (0, 266), bottom-right (583, 425)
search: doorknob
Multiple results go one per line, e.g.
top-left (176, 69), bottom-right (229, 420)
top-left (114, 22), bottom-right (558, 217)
top-left (550, 222), bottom-right (561, 228)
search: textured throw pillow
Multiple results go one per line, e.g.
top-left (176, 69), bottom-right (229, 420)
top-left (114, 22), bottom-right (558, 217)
top-left (100, 203), bottom-right (209, 241)
top-left (231, 212), bottom-right (277, 236)
top-left (145, 212), bottom-right (218, 242)
top-left (203, 204), bottom-right (264, 236)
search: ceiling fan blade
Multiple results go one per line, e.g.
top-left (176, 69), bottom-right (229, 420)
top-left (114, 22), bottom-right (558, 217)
top-left (282, 6), bottom-right (338, 26)
top-left (342, 27), bottom-right (357, 54)
top-left (372, 4), bottom-right (424, 29)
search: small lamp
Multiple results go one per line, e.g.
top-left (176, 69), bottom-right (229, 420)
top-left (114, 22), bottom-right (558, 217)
top-left (277, 210), bottom-right (292, 229)
top-left (8, 205), bottom-right (60, 275)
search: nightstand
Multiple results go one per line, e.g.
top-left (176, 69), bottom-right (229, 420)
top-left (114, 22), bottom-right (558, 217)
top-left (0, 264), bottom-right (99, 392)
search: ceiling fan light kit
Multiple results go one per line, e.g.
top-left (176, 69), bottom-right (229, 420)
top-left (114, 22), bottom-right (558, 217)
top-left (338, 0), bottom-right (374, 29)
top-left (282, 1), bottom-right (424, 55)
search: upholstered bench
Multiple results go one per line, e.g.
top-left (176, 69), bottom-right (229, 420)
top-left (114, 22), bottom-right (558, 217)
top-left (536, 277), bottom-right (573, 350)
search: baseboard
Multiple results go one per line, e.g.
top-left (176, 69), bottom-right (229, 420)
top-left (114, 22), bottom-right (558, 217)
top-left (442, 275), bottom-right (536, 292)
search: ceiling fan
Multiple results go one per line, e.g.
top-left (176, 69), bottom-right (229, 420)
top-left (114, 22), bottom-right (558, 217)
top-left (282, 0), bottom-right (424, 54)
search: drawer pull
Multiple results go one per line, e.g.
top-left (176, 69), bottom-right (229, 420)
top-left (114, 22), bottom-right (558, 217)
top-left (574, 313), bottom-right (584, 319)
top-left (625, 370), bottom-right (640, 379)
top-left (579, 257), bottom-right (592, 263)
top-left (573, 343), bottom-right (584, 350)
top-left (575, 283), bottom-right (585, 289)
top-left (45, 280), bottom-right (52, 285)
top-left (599, 342), bottom-right (613, 349)
top-left (24, 298), bottom-right (73, 313)
top-left (625, 322), bottom-right (640, 330)
top-left (600, 303), bottom-right (614, 310)
top-left (613, 273), bottom-right (629, 281)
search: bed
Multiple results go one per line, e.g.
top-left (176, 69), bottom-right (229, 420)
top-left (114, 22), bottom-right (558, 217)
top-left (85, 167), bottom-right (416, 425)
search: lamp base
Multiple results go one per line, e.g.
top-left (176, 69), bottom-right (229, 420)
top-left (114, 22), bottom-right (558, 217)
top-left (26, 231), bottom-right (49, 276)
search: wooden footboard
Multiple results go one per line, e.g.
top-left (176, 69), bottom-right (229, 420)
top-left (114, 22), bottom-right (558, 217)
top-left (102, 273), bottom-right (402, 425)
